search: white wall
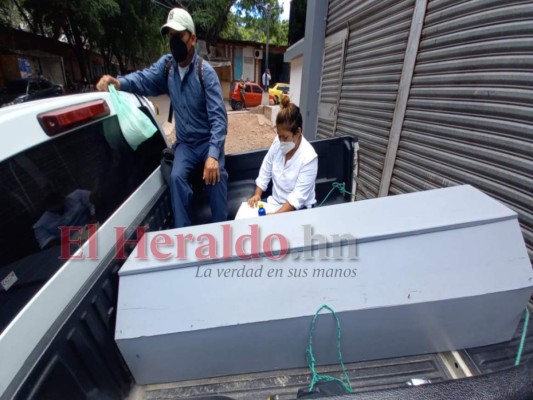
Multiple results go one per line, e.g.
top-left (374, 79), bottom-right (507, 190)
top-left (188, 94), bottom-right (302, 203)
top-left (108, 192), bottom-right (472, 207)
top-left (289, 55), bottom-right (303, 106)
top-left (242, 47), bottom-right (255, 82)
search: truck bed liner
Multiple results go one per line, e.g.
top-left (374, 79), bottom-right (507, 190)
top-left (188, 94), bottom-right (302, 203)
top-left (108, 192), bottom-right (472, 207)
top-left (137, 354), bottom-right (450, 399)
top-left (464, 303), bottom-right (533, 374)
top-left (136, 303), bottom-right (533, 400)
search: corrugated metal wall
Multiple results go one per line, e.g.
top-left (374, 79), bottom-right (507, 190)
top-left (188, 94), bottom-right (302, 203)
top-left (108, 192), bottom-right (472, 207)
top-left (317, 37), bottom-right (345, 138)
top-left (391, 0), bottom-right (533, 259)
top-left (326, 0), bottom-right (416, 199)
top-left (322, 0), bottom-right (532, 259)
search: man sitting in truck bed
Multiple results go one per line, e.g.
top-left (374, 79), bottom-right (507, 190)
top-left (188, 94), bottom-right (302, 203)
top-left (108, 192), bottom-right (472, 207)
top-left (96, 7), bottom-right (228, 229)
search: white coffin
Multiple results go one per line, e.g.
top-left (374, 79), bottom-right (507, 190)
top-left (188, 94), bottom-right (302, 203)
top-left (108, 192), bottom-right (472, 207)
top-left (115, 185), bottom-right (533, 384)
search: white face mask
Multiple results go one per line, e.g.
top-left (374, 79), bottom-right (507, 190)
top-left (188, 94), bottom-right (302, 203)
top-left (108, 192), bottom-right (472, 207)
top-left (279, 140), bottom-right (296, 155)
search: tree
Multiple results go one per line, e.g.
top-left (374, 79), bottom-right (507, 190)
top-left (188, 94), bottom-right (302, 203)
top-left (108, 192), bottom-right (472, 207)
top-left (3, 0), bottom-right (167, 77)
top-left (98, 0), bottom-right (167, 74)
top-left (189, 0), bottom-right (236, 45)
top-left (9, 0), bottom-right (120, 80)
top-left (0, 0), bottom-right (21, 28)
top-left (220, 0), bottom-right (288, 46)
top-left (2, 0), bottom-right (289, 80)
top-left (154, 0), bottom-right (288, 46)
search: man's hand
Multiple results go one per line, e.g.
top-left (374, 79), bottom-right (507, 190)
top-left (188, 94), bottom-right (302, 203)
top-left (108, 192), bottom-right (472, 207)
top-left (203, 157), bottom-right (220, 185)
top-left (96, 75), bottom-right (121, 92)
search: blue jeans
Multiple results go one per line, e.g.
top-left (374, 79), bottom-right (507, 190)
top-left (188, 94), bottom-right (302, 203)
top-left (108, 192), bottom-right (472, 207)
top-left (170, 142), bottom-right (228, 228)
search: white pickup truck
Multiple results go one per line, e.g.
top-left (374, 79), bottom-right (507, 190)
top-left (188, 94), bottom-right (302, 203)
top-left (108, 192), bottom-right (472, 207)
top-left (0, 93), bottom-right (531, 400)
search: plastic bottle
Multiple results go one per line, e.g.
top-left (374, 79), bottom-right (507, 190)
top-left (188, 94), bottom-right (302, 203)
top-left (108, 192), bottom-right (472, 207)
top-left (258, 202), bottom-right (266, 216)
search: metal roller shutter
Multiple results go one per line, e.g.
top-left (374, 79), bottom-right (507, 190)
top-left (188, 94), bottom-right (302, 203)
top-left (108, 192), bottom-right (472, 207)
top-left (317, 30), bottom-right (347, 138)
top-left (316, 42), bottom-right (342, 137)
top-left (330, 0), bottom-right (416, 199)
top-left (390, 0), bottom-right (533, 259)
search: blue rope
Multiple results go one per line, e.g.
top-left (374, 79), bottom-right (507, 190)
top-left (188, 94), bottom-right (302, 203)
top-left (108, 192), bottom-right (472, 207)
top-left (318, 182), bottom-right (356, 207)
top-left (515, 307), bottom-right (530, 366)
top-left (306, 305), bottom-right (353, 393)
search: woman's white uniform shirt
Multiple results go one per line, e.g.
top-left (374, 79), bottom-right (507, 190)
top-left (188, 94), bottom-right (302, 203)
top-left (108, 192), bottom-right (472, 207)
top-left (255, 135), bottom-right (318, 209)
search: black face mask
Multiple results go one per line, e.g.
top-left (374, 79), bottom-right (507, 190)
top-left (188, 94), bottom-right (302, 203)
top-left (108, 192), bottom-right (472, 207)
top-left (170, 36), bottom-right (189, 63)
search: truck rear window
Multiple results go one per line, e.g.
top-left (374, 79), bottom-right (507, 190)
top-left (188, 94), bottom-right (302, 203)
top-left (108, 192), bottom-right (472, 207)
top-left (0, 112), bottom-right (166, 333)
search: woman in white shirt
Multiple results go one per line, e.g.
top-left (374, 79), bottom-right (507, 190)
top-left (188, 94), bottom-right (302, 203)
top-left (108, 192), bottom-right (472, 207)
top-left (247, 95), bottom-right (318, 214)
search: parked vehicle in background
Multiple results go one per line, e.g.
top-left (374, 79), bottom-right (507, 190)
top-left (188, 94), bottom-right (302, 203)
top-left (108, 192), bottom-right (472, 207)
top-left (229, 81), bottom-right (275, 110)
top-left (0, 77), bottom-right (64, 107)
top-left (269, 82), bottom-right (290, 104)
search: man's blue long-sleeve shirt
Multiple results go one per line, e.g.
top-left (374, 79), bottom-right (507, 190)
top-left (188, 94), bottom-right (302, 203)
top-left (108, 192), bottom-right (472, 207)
top-left (118, 53), bottom-right (227, 160)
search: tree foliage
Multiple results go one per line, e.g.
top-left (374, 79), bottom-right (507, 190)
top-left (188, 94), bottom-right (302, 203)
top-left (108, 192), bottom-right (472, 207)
top-left (221, 0), bottom-right (288, 46)
top-left (8, 0), bottom-right (122, 77)
top-left (98, 0), bottom-right (167, 73)
top-left (2, 0), bottom-right (289, 78)
top-left (0, 0), bottom-right (20, 28)
top-left (4, 0), bottom-right (166, 76)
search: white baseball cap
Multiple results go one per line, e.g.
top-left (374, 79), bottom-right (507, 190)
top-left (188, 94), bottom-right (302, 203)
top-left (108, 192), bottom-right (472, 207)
top-left (160, 8), bottom-right (195, 35)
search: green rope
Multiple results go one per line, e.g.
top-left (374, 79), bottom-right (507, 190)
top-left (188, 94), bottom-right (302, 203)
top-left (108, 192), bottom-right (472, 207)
top-left (306, 305), bottom-right (353, 393)
top-left (515, 307), bottom-right (530, 366)
top-left (318, 182), bottom-right (356, 207)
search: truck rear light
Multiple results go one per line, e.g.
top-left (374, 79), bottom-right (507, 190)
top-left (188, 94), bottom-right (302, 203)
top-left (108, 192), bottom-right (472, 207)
top-left (38, 99), bottom-right (110, 136)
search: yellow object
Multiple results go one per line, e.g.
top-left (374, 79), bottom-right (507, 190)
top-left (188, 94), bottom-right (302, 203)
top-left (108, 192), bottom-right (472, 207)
top-left (268, 83), bottom-right (290, 104)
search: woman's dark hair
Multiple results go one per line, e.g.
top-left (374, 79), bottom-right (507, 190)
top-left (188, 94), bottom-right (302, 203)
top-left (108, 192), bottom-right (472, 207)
top-left (276, 95), bottom-right (303, 134)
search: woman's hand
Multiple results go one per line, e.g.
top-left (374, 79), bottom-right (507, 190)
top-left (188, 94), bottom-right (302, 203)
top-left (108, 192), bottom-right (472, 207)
top-left (247, 194), bottom-right (261, 207)
top-left (273, 202), bottom-right (296, 214)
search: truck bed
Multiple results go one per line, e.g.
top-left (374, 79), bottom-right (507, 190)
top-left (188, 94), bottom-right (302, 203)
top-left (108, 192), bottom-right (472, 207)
top-left (6, 135), bottom-right (532, 400)
top-left (133, 354), bottom-right (450, 399)
top-left (132, 304), bottom-right (533, 400)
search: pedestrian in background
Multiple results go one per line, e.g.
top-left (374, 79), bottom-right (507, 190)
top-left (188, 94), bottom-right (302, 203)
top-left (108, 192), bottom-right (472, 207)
top-left (238, 77), bottom-right (247, 110)
top-left (262, 68), bottom-right (271, 91)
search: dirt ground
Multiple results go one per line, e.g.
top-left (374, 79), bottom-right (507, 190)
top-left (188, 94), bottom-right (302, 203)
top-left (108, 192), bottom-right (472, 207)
top-left (225, 112), bottom-right (276, 154)
top-left (161, 110), bottom-right (276, 154)
top-left (151, 95), bottom-right (276, 154)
